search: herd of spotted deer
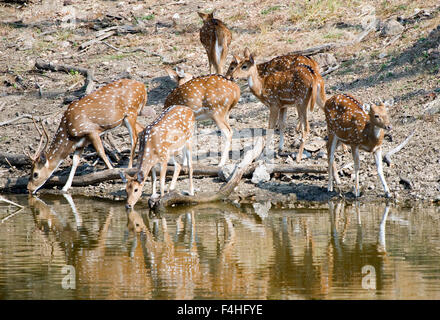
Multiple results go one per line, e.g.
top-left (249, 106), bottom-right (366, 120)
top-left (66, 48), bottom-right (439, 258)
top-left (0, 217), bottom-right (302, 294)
top-left (25, 10), bottom-right (394, 210)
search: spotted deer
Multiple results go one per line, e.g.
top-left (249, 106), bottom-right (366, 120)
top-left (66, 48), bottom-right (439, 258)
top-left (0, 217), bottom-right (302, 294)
top-left (121, 105), bottom-right (195, 210)
top-left (324, 94), bottom-right (393, 198)
top-left (226, 48), bottom-right (326, 111)
top-left (26, 79), bottom-right (147, 194)
top-left (198, 10), bottom-right (232, 75)
top-left (164, 74), bottom-right (240, 166)
top-left (229, 51), bottom-right (317, 162)
top-left (165, 67), bottom-right (194, 87)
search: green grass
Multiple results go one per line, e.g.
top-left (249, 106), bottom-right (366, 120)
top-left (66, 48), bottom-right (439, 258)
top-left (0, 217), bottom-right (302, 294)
top-left (261, 6), bottom-right (281, 15)
top-left (139, 14), bottom-right (155, 21)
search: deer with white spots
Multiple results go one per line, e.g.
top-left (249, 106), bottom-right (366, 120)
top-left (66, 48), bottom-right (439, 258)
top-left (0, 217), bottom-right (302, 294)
top-left (198, 10), bottom-right (232, 75)
top-left (121, 105), bottom-right (195, 210)
top-left (325, 93), bottom-right (393, 198)
top-left (164, 74), bottom-right (240, 166)
top-left (229, 50), bottom-right (318, 162)
top-left (226, 48), bottom-right (326, 112)
top-left (26, 79), bottom-right (147, 194)
top-left (165, 67), bottom-right (194, 87)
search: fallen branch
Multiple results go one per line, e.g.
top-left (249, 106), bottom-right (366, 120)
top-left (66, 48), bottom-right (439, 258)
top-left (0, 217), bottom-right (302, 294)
top-left (289, 19), bottom-right (376, 56)
top-left (0, 114), bottom-right (34, 127)
top-left (0, 153), bottom-right (30, 166)
top-left (383, 131), bottom-right (415, 166)
top-left (79, 25), bottom-right (148, 50)
top-left (148, 137), bottom-right (266, 211)
top-left (35, 59), bottom-right (95, 97)
top-left (0, 196), bottom-right (24, 209)
top-left (321, 64), bottom-right (340, 76)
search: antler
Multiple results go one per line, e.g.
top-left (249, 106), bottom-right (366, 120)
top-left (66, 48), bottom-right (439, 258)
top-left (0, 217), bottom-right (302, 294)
top-left (25, 117), bottom-right (49, 161)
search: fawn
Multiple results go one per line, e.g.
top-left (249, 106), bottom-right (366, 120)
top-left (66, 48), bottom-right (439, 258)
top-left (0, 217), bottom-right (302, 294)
top-left (325, 93), bottom-right (393, 198)
top-left (164, 74), bottom-right (240, 166)
top-left (121, 105), bottom-right (195, 210)
top-left (229, 50), bottom-right (318, 162)
top-left (26, 79), bottom-right (147, 194)
top-left (198, 10), bottom-right (232, 75)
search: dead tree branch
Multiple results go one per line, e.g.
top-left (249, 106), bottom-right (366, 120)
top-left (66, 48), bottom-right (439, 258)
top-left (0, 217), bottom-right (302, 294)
top-left (383, 131), bottom-right (415, 166)
top-left (35, 60), bottom-right (95, 99)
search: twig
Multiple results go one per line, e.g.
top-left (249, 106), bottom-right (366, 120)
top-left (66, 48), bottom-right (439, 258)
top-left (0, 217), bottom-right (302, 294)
top-left (1, 208), bottom-right (24, 224)
top-left (321, 64), bottom-right (340, 76)
top-left (0, 113), bottom-right (35, 126)
top-left (0, 196), bottom-right (24, 209)
top-left (383, 131), bottom-right (415, 166)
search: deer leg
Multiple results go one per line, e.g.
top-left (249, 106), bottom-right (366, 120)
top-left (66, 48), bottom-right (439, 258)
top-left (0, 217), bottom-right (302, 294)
top-left (278, 107), bottom-right (287, 151)
top-left (62, 147), bottom-right (84, 193)
top-left (185, 143), bottom-right (194, 196)
top-left (213, 115), bottom-right (232, 167)
top-left (374, 148), bottom-right (391, 198)
top-left (151, 165), bottom-right (158, 197)
top-left (124, 117), bottom-right (139, 169)
top-left (168, 155), bottom-right (181, 192)
top-left (327, 134), bottom-right (339, 192)
top-left (296, 105), bottom-right (309, 163)
top-left (88, 132), bottom-right (113, 169)
top-left (158, 160), bottom-right (168, 197)
top-left (352, 146), bottom-right (360, 197)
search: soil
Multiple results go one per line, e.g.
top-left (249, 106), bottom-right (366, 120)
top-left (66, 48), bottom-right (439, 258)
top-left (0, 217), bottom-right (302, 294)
top-left (1, 0), bottom-right (439, 208)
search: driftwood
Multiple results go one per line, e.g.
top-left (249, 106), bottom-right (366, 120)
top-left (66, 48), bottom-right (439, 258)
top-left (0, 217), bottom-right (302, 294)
top-left (0, 153), bottom-right (30, 167)
top-left (148, 137), bottom-right (266, 211)
top-left (35, 60), bottom-right (95, 100)
top-left (383, 131), bottom-right (415, 166)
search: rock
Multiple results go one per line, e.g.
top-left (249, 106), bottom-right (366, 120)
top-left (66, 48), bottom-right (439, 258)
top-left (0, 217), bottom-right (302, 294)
top-left (380, 19), bottom-right (404, 37)
top-left (304, 138), bottom-right (326, 152)
top-left (378, 52), bottom-right (388, 59)
top-left (252, 201), bottom-right (271, 219)
top-left (314, 53), bottom-right (338, 69)
top-left (291, 150), bottom-right (312, 160)
top-left (399, 176), bottom-right (413, 189)
top-left (219, 163), bottom-right (236, 182)
top-left (139, 106), bottom-right (156, 118)
top-left (251, 164), bottom-right (271, 184)
top-left (423, 97), bottom-right (440, 115)
top-left (316, 151), bottom-right (327, 159)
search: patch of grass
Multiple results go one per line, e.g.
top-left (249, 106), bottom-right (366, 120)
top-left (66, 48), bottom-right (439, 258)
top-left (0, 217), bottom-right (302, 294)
top-left (139, 14), bottom-right (155, 21)
top-left (323, 31), bottom-right (344, 39)
top-left (228, 12), bottom-right (248, 22)
top-left (55, 30), bottom-right (73, 41)
top-left (261, 6), bottom-right (281, 15)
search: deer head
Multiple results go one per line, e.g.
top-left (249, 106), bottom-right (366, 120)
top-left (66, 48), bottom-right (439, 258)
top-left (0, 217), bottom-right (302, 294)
top-left (165, 67), bottom-right (194, 86)
top-left (25, 119), bottom-right (51, 194)
top-left (369, 103), bottom-right (392, 131)
top-left (121, 171), bottom-right (145, 210)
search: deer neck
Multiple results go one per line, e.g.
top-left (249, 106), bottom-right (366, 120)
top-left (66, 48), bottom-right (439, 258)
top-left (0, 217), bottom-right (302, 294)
top-left (45, 125), bottom-right (76, 170)
top-left (247, 68), bottom-right (263, 98)
top-left (363, 121), bottom-right (384, 151)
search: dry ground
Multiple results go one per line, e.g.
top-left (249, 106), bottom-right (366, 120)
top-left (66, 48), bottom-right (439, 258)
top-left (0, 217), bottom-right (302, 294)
top-left (0, 0), bottom-right (439, 208)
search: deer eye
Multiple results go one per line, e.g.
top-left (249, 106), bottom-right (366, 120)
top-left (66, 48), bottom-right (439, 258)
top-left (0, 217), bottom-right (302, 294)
top-left (374, 114), bottom-right (380, 119)
top-left (134, 188), bottom-right (139, 193)
top-left (241, 65), bottom-right (248, 70)
top-left (33, 172), bottom-right (39, 179)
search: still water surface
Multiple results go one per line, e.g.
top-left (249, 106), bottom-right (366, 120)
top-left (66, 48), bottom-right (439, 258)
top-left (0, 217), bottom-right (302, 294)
top-left (0, 195), bottom-right (439, 299)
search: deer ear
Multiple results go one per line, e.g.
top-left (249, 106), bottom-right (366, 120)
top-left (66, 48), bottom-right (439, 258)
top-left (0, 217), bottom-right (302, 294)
top-left (165, 67), bottom-right (179, 82)
top-left (39, 151), bottom-right (47, 166)
top-left (243, 47), bottom-right (251, 58)
top-left (136, 171), bottom-right (144, 184)
top-left (249, 53), bottom-right (255, 65)
top-left (232, 54), bottom-right (239, 64)
top-left (119, 171), bottom-right (128, 183)
top-left (198, 12), bottom-right (209, 21)
top-left (175, 67), bottom-right (185, 78)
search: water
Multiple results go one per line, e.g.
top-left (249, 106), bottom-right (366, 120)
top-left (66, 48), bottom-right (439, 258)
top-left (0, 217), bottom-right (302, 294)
top-left (0, 194), bottom-right (439, 300)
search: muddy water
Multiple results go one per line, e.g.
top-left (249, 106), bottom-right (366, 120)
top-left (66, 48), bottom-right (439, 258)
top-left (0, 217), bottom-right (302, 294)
top-left (0, 194), bottom-right (439, 300)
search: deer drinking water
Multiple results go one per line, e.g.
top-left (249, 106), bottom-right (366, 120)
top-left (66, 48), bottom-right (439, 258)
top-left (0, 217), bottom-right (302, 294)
top-left (324, 93), bottom-right (393, 198)
top-left (198, 10), bottom-right (232, 75)
top-left (229, 50), bottom-right (320, 162)
top-left (164, 73), bottom-right (240, 166)
top-left (26, 79), bottom-right (147, 194)
top-left (122, 105), bottom-right (195, 210)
